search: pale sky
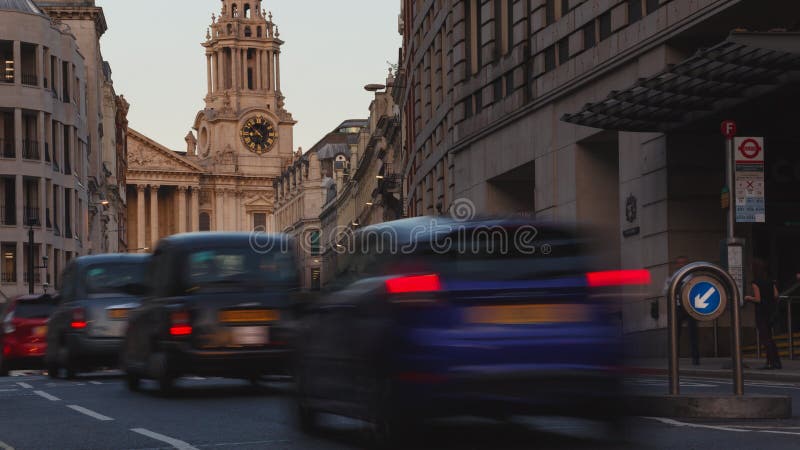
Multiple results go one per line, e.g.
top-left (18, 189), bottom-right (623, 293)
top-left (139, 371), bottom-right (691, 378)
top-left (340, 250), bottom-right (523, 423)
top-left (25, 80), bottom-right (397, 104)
top-left (99, 0), bottom-right (401, 153)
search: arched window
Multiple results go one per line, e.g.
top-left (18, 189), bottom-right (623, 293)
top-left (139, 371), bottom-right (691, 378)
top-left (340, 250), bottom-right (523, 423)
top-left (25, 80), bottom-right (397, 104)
top-left (244, 26), bottom-right (252, 38)
top-left (244, 4), bottom-right (251, 18)
top-left (199, 213), bottom-right (211, 232)
top-left (232, 3), bottom-right (238, 17)
top-left (257, 26), bottom-right (262, 38)
top-left (226, 24), bottom-right (233, 35)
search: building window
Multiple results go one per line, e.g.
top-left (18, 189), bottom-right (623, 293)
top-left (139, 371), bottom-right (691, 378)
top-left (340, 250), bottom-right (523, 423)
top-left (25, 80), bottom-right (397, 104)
top-left (0, 176), bottom-right (15, 226)
top-left (61, 61), bottom-right (70, 103)
top-left (628, 0), bottom-right (643, 23)
top-left (558, 38), bottom-right (570, 64)
top-left (464, 97), bottom-right (473, 118)
top-left (23, 178), bottom-right (39, 226)
top-left (0, 41), bottom-right (13, 83)
top-left (493, 78), bottom-right (503, 102)
top-left (646, 0), bottom-right (660, 14)
top-left (561, 0), bottom-right (570, 15)
top-left (545, 0), bottom-right (556, 25)
top-left (309, 230), bottom-right (321, 256)
top-left (2, 243), bottom-right (16, 283)
top-left (583, 21), bottom-right (597, 51)
top-left (199, 212), bottom-right (211, 232)
top-left (474, 90), bottom-right (483, 114)
top-left (599, 12), bottom-right (612, 41)
top-left (20, 43), bottom-right (37, 86)
top-left (1, 110), bottom-right (16, 158)
top-left (253, 212), bottom-right (267, 231)
top-left (505, 71), bottom-right (515, 97)
top-left (544, 46), bottom-right (556, 72)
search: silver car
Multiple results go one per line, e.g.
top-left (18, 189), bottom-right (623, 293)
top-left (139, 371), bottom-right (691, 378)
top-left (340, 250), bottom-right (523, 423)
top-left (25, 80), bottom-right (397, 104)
top-left (45, 254), bottom-right (149, 379)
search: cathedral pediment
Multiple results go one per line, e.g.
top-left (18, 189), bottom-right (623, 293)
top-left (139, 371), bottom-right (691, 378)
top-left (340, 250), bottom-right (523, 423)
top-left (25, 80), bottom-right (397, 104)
top-left (128, 129), bottom-right (205, 174)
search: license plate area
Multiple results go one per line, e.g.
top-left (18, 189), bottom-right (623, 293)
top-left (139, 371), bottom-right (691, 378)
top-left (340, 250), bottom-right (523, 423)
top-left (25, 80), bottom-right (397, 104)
top-left (230, 326), bottom-right (269, 346)
top-left (465, 304), bottom-right (591, 325)
top-left (33, 326), bottom-right (47, 337)
top-left (107, 309), bottom-right (130, 320)
top-left (219, 309), bottom-right (278, 324)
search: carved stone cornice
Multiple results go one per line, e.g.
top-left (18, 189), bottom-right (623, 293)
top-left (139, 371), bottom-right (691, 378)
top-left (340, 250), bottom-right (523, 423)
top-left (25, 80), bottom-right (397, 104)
top-left (39, 5), bottom-right (108, 36)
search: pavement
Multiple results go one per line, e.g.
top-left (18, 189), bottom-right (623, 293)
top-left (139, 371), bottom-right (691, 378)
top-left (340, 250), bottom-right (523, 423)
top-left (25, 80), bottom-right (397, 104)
top-left (626, 357), bottom-right (800, 382)
top-left (1, 370), bottom-right (799, 449)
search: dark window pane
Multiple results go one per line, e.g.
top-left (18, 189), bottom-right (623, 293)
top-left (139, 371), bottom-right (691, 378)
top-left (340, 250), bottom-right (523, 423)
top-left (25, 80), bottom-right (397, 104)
top-left (561, 0), bottom-right (570, 15)
top-left (493, 78), bottom-right (503, 102)
top-left (646, 0), bottom-right (660, 14)
top-left (253, 213), bottom-right (267, 231)
top-left (475, 90), bottom-right (483, 113)
top-left (505, 71), bottom-right (515, 97)
top-left (583, 21), bottom-right (597, 50)
top-left (84, 263), bottom-right (147, 295)
top-left (628, 0), bottom-right (643, 23)
top-left (558, 38), bottom-right (570, 64)
top-left (199, 212), bottom-right (211, 232)
top-left (599, 12), bottom-right (612, 40)
top-left (544, 46), bottom-right (557, 72)
top-left (545, 0), bottom-right (555, 25)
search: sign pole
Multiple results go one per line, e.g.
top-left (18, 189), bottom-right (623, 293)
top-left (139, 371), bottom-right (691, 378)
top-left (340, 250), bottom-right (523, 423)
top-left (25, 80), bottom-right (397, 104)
top-left (722, 120), bottom-right (745, 396)
top-left (668, 279), bottom-right (679, 396)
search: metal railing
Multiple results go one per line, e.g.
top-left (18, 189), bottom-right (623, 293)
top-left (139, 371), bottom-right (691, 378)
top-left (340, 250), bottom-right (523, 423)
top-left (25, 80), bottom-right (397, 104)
top-left (1, 272), bottom-right (16, 283)
top-left (778, 289), bottom-right (800, 361)
top-left (45, 208), bottom-right (51, 228)
top-left (23, 272), bottom-right (41, 284)
top-left (44, 142), bottom-right (50, 162)
top-left (0, 139), bottom-right (15, 158)
top-left (0, 206), bottom-right (15, 226)
top-left (24, 207), bottom-right (40, 226)
top-left (22, 140), bottom-right (39, 160)
top-left (21, 73), bottom-right (37, 86)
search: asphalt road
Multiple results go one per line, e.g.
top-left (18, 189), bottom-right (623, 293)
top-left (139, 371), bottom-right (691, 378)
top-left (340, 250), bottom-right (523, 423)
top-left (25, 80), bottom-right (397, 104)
top-left (0, 372), bottom-right (799, 449)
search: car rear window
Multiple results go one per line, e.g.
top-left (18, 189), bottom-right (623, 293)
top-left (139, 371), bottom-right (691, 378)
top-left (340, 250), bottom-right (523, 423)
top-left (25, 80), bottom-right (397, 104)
top-left (85, 263), bottom-right (147, 295)
top-left (184, 247), bottom-right (297, 292)
top-left (14, 300), bottom-right (56, 319)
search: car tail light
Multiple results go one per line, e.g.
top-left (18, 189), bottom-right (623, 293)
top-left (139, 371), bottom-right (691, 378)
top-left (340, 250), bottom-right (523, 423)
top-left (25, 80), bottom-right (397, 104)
top-left (169, 311), bottom-right (192, 337)
top-left (71, 308), bottom-right (87, 330)
top-left (385, 274), bottom-right (442, 294)
top-left (587, 270), bottom-right (652, 287)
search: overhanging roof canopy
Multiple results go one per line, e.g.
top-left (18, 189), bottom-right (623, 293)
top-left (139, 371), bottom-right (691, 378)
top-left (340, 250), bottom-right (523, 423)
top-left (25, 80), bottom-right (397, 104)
top-left (561, 32), bottom-right (800, 132)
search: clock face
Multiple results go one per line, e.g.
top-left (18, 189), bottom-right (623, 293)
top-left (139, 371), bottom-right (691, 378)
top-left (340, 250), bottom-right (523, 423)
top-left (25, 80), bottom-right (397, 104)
top-left (241, 116), bottom-right (277, 154)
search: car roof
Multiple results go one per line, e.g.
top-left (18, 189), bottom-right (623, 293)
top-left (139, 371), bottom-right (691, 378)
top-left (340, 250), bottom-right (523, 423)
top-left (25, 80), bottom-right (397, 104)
top-left (156, 232), bottom-right (294, 251)
top-left (72, 254), bottom-right (150, 268)
top-left (356, 216), bottom-right (582, 245)
top-left (11, 294), bottom-right (54, 303)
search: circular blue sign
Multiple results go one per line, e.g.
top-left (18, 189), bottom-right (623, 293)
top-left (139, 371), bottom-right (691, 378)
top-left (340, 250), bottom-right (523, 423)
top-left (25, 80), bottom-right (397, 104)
top-left (688, 281), bottom-right (723, 316)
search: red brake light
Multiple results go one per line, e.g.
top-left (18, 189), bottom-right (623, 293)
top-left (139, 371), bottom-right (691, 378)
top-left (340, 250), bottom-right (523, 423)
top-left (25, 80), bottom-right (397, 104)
top-left (71, 308), bottom-right (87, 330)
top-left (587, 270), bottom-right (652, 287)
top-left (385, 274), bottom-right (442, 294)
top-left (169, 311), bottom-right (192, 337)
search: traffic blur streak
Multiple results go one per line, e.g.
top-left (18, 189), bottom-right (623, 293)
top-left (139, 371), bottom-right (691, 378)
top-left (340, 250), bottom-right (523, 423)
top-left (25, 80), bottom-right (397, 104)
top-left (294, 216), bottom-right (651, 445)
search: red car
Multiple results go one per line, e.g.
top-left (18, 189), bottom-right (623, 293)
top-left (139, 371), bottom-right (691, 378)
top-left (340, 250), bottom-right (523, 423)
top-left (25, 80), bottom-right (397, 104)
top-left (1, 295), bottom-right (57, 376)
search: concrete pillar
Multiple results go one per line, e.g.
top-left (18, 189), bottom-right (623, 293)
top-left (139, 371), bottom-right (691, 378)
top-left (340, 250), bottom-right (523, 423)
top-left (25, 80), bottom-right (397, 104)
top-left (149, 185), bottom-right (159, 247)
top-left (14, 175), bottom-right (22, 228)
top-left (14, 108), bottom-right (22, 160)
top-left (266, 50), bottom-right (272, 91)
top-left (216, 50), bottom-right (223, 90)
top-left (215, 189), bottom-right (225, 231)
top-left (136, 185), bottom-right (146, 251)
top-left (206, 53), bottom-right (213, 95)
top-left (255, 49), bottom-right (261, 90)
top-left (12, 41), bottom-right (20, 85)
top-left (39, 177), bottom-right (46, 230)
top-left (275, 51), bottom-right (281, 92)
top-left (37, 111), bottom-right (45, 162)
top-left (177, 186), bottom-right (187, 233)
top-left (191, 186), bottom-right (200, 232)
top-left (36, 44), bottom-right (44, 87)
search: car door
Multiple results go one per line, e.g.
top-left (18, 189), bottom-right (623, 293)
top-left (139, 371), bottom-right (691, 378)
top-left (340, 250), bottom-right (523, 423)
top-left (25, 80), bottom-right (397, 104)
top-left (48, 264), bottom-right (77, 351)
top-left (126, 248), bottom-right (166, 367)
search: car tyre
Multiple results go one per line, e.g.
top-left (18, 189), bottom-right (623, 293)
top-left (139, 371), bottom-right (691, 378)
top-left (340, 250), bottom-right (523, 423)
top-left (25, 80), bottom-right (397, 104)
top-left (125, 370), bottom-right (141, 392)
top-left (59, 346), bottom-right (77, 380)
top-left (150, 352), bottom-right (176, 396)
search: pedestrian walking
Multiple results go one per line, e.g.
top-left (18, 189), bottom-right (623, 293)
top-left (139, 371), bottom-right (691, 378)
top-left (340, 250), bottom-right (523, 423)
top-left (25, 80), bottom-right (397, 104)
top-left (745, 258), bottom-right (782, 370)
top-left (664, 256), bottom-right (700, 366)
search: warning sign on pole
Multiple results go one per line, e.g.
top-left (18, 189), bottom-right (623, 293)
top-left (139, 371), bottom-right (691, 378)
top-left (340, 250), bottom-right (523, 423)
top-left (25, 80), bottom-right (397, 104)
top-left (734, 137), bottom-right (765, 223)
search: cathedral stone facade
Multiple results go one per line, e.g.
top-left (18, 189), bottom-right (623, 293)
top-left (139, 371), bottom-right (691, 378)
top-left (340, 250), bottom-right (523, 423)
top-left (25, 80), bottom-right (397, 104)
top-left (126, 0), bottom-right (294, 250)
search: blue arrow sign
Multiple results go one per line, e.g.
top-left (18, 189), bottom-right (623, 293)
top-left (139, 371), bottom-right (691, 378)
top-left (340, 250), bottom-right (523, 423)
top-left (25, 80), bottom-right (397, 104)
top-left (688, 281), bottom-right (723, 316)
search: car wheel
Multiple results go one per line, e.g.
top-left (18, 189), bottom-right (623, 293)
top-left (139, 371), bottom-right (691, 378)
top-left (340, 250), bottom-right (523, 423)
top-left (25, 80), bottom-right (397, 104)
top-left (46, 353), bottom-right (59, 379)
top-left (59, 347), bottom-right (77, 380)
top-left (150, 352), bottom-right (176, 396)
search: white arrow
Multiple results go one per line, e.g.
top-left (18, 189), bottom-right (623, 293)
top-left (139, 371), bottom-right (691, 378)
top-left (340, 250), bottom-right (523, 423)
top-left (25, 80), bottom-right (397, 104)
top-left (694, 286), bottom-right (716, 309)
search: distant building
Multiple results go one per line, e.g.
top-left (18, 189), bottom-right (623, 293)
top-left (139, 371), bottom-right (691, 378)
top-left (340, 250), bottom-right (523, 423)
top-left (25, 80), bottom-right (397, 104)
top-left (397, 0), bottom-right (800, 356)
top-left (125, 0), bottom-right (297, 251)
top-left (0, 0), bottom-right (91, 298)
top-left (319, 74), bottom-right (403, 289)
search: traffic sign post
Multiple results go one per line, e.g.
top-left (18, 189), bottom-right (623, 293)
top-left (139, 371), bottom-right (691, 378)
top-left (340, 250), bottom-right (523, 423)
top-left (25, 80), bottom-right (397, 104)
top-left (667, 262), bottom-right (744, 396)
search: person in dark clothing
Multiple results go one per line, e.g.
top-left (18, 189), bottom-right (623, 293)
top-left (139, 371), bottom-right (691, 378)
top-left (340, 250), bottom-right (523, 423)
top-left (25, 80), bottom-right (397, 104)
top-left (745, 258), bottom-right (782, 370)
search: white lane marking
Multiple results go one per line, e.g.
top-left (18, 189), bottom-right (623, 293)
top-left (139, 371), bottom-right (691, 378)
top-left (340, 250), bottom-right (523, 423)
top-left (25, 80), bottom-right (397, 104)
top-left (643, 417), bottom-right (748, 432)
top-left (0, 440), bottom-right (15, 450)
top-left (130, 428), bottom-right (199, 450)
top-left (66, 405), bottom-right (114, 421)
top-left (89, 381), bottom-right (102, 385)
top-left (759, 430), bottom-right (800, 436)
top-left (0, 389), bottom-right (19, 393)
top-left (16, 382), bottom-right (32, 389)
top-left (33, 390), bottom-right (60, 401)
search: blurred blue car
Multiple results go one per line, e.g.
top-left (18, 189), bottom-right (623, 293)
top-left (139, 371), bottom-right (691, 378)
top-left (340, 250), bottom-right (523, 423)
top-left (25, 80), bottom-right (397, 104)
top-left (294, 216), bottom-right (649, 441)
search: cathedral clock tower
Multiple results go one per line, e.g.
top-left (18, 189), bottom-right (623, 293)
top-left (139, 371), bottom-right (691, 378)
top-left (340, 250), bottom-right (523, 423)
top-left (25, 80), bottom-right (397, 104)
top-left (190, 0), bottom-right (295, 176)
